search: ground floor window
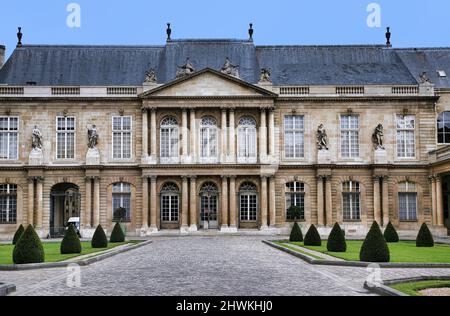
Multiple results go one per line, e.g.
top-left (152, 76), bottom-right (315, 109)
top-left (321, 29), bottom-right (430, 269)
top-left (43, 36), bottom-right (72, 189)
top-left (285, 182), bottom-right (305, 221)
top-left (0, 184), bottom-right (17, 224)
top-left (398, 181), bottom-right (417, 221)
top-left (112, 182), bottom-right (132, 222)
top-left (342, 181), bottom-right (360, 221)
top-left (239, 182), bottom-right (258, 222)
top-left (161, 183), bottom-right (180, 223)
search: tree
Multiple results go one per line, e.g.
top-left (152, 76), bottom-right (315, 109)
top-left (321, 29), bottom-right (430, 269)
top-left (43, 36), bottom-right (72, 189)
top-left (287, 205), bottom-right (303, 222)
top-left (110, 222), bottom-right (125, 243)
top-left (91, 225), bottom-right (108, 248)
top-left (12, 225), bottom-right (45, 264)
top-left (304, 225), bottom-right (322, 246)
top-left (289, 222), bottom-right (303, 242)
top-left (113, 207), bottom-right (127, 223)
top-left (383, 222), bottom-right (399, 243)
top-left (327, 223), bottom-right (347, 252)
top-left (12, 224), bottom-right (25, 245)
top-left (360, 222), bottom-right (390, 262)
top-left (60, 224), bottom-right (82, 254)
top-left (416, 223), bottom-right (434, 248)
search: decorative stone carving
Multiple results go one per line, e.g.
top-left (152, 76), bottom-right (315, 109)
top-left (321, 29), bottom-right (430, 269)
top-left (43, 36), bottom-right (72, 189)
top-left (220, 57), bottom-right (240, 78)
top-left (259, 68), bottom-right (271, 83)
top-left (29, 126), bottom-right (43, 166)
top-left (87, 124), bottom-right (99, 149)
top-left (176, 58), bottom-right (195, 79)
top-left (419, 72), bottom-right (432, 84)
top-left (144, 69), bottom-right (157, 83)
top-left (86, 124), bottom-right (100, 165)
top-left (32, 125), bottom-right (43, 150)
top-left (372, 124), bottom-right (385, 150)
top-left (317, 124), bottom-right (329, 150)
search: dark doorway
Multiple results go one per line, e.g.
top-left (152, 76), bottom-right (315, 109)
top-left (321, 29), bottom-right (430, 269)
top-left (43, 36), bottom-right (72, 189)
top-left (50, 183), bottom-right (81, 238)
top-left (443, 176), bottom-right (450, 236)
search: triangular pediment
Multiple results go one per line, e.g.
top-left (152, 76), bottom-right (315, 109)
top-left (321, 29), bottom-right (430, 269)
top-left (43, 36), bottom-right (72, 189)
top-left (140, 68), bottom-right (276, 98)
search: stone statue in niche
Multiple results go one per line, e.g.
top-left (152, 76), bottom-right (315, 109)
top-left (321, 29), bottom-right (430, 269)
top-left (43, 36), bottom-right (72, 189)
top-left (32, 126), bottom-right (43, 150)
top-left (87, 125), bottom-right (99, 149)
top-left (317, 124), bottom-right (329, 150)
top-left (220, 57), bottom-right (240, 78)
top-left (372, 124), bottom-right (385, 150)
top-left (144, 69), bottom-right (157, 83)
top-left (259, 68), bottom-right (272, 83)
top-left (176, 58), bottom-right (195, 78)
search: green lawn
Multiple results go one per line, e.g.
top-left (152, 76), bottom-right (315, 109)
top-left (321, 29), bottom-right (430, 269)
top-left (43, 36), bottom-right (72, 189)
top-left (288, 241), bottom-right (450, 263)
top-left (0, 242), bottom-right (128, 265)
top-left (391, 280), bottom-right (450, 296)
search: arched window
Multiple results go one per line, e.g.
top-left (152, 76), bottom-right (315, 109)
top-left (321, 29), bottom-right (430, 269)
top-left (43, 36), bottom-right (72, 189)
top-left (161, 182), bottom-right (180, 223)
top-left (437, 112), bottom-right (450, 144)
top-left (342, 181), bottom-right (360, 221)
top-left (160, 117), bottom-right (179, 162)
top-left (0, 184), bottom-right (17, 224)
top-left (238, 116), bottom-right (257, 162)
top-left (200, 117), bottom-right (218, 161)
top-left (398, 181), bottom-right (417, 221)
top-left (239, 182), bottom-right (258, 222)
top-left (112, 183), bottom-right (132, 222)
top-left (285, 182), bottom-right (305, 220)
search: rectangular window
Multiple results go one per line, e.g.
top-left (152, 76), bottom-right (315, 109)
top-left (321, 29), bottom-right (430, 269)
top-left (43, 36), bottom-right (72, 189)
top-left (112, 183), bottom-right (132, 222)
top-left (240, 194), bottom-right (257, 222)
top-left (340, 115), bottom-right (359, 158)
top-left (112, 116), bottom-right (132, 159)
top-left (56, 117), bottom-right (75, 159)
top-left (161, 195), bottom-right (179, 222)
top-left (0, 117), bottom-right (19, 160)
top-left (284, 115), bottom-right (304, 158)
top-left (399, 193), bottom-right (417, 221)
top-left (397, 115), bottom-right (415, 158)
top-left (342, 182), bottom-right (361, 221)
top-left (0, 184), bottom-right (17, 224)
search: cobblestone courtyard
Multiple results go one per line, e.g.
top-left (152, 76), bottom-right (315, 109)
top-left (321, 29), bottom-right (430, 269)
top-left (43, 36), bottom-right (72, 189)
top-left (2, 237), bottom-right (450, 296)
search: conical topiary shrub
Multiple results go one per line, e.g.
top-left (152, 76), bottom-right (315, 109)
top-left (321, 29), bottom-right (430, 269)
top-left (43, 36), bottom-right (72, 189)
top-left (327, 223), bottom-right (347, 252)
top-left (12, 224), bottom-right (45, 264)
top-left (304, 225), bottom-right (322, 246)
top-left (91, 225), bottom-right (108, 248)
top-left (12, 224), bottom-right (25, 245)
top-left (289, 222), bottom-right (303, 242)
top-left (383, 221), bottom-right (399, 243)
top-left (60, 225), bottom-right (82, 254)
top-left (416, 223), bottom-right (434, 248)
top-left (360, 222), bottom-right (390, 263)
top-left (110, 222), bottom-right (125, 243)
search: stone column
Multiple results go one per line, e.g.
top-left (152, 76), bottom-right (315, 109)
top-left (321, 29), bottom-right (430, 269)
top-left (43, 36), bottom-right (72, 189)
top-left (260, 176), bottom-right (268, 228)
top-left (229, 176), bottom-right (237, 228)
top-left (325, 176), bottom-right (333, 227)
top-left (85, 177), bottom-right (92, 228)
top-left (27, 178), bottom-right (34, 226)
top-left (259, 109), bottom-right (267, 163)
top-left (189, 176), bottom-right (198, 231)
top-left (93, 177), bottom-right (100, 228)
top-left (142, 176), bottom-right (149, 230)
top-left (150, 108), bottom-right (157, 159)
top-left (150, 176), bottom-right (158, 231)
top-left (181, 176), bottom-right (189, 230)
top-left (36, 177), bottom-right (43, 229)
top-left (221, 176), bottom-right (229, 228)
top-left (317, 176), bottom-right (324, 226)
top-left (269, 176), bottom-right (276, 227)
top-left (221, 109), bottom-right (228, 163)
top-left (430, 176), bottom-right (437, 226)
top-left (382, 176), bottom-right (390, 226)
top-left (142, 109), bottom-right (149, 158)
top-left (373, 176), bottom-right (381, 225)
top-left (436, 176), bottom-right (444, 227)
top-left (268, 109), bottom-right (275, 159)
top-left (228, 109), bottom-right (236, 163)
top-left (182, 109), bottom-right (189, 162)
top-left (190, 110), bottom-right (197, 163)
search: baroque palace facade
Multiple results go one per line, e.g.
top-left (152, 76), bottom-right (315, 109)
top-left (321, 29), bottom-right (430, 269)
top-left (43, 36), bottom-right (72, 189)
top-left (0, 28), bottom-right (450, 238)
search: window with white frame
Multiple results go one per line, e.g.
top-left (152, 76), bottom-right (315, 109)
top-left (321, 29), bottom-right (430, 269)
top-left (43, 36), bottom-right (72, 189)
top-left (398, 181), bottom-right (418, 221)
top-left (160, 117), bottom-right (179, 161)
top-left (0, 117), bottom-right (19, 160)
top-left (342, 181), bottom-right (361, 221)
top-left (340, 115), bottom-right (359, 158)
top-left (56, 116), bottom-right (75, 159)
top-left (238, 116), bottom-right (257, 161)
top-left (200, 117), bottom-right (218, 160)
top-left (284, 115), bottom-right (304, 158)
top-left (161, 183), bottom-right (180, 223)
top-left (112, 116), bottom-right (132, 159)
top-left (285, 182), bottom-right (305, 220)
top-left (239, 182), bottom-right (258, 222)
top-left (0, 184), bottom-right (17, 224)
top-left (437, 112), bottom-right (450, 144)
top-left (396, 115), bottom-right (415, 158)
top-left (112, 183), bottom-right (132, 222)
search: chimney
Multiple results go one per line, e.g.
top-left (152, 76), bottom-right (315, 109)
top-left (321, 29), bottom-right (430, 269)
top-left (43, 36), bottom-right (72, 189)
top-left (0, 45), bottom-right (5, 69)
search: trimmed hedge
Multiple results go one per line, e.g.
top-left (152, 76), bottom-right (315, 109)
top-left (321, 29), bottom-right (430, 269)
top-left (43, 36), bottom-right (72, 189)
top-left (12, 225), bottom-right (45, 264)
top-left (110, 222), bottom-right (125, 243)
top-left (360, 222), bottom-right (390, 263)
top-left (304, 225), bottom-right (322, 246)
top-left (60, 225), bottom-right (82, 254)
top-left (91, 225), bottom-right (108, 248)
top-left (289, 222), bottom-right (303, 242)
top-left (383, 222), bottom-right (399, 243)
top-left (12, 224), bottom-right (25, 245)
top-left (416, 223), bottom-right (434, 248)
top-left (327, 223), bottom-right (347, 252)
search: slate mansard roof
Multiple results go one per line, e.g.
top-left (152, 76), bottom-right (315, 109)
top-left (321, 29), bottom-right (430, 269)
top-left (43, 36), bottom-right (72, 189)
top-left (1, 39), bottom-right (450, 88)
